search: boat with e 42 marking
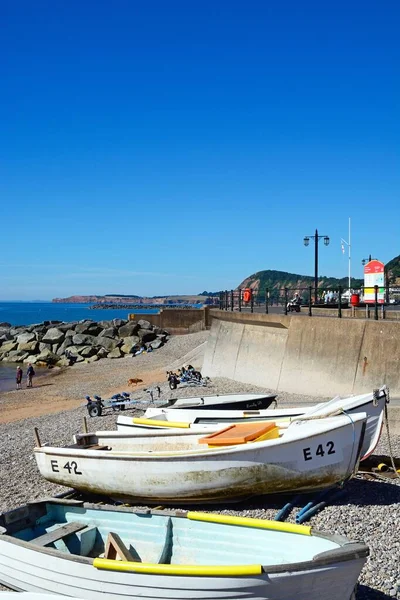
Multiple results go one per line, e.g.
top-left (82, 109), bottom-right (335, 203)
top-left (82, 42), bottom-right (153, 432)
top-left (34, 412), bottom-right (367, 504)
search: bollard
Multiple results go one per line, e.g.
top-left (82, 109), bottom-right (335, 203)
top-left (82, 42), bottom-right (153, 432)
top-left (338, 285), bottom-right (342, 318)
top-left (374, 285), bottom-right (379, 320)
top-left (308, 286), bottom-right (312, 317)
top-left (230, 290), bottom-right (234, 311)
top-left (238, 289), bottom-right (242, 312)
top-left (265, 288), bottom-right (269, 314)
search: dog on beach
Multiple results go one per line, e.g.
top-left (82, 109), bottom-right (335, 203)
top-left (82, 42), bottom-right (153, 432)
top-left (128, 377), bottom-right (144, 386)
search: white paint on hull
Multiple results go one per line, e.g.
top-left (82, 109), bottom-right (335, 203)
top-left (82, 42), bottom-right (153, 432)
top-left (35, 413), bottom-right (366, 504)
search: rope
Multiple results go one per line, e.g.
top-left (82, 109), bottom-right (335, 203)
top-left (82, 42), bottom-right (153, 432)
top-left (383, 389), bottom-right (400, 479)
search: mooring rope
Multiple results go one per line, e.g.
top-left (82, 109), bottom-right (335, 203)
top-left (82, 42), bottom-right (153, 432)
top-left (383, 389), bottom-right (400, 479)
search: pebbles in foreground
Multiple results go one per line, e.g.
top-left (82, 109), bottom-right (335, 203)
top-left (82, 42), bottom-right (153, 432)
top-left (0, 376), bottom-right (399, 599)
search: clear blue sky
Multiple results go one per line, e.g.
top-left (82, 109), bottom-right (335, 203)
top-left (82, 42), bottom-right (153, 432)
top-left (1, 0), bottom-right (399, 300)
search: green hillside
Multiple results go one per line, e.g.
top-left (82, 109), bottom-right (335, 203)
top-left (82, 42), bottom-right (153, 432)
top-left (238, 269), bottom-right (363, 293)
top-left (385, 255), bottom-right (400, 284)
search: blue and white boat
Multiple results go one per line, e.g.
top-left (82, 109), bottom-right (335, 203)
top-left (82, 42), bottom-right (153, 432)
top-left (0, 499), bottom-right (368, 600)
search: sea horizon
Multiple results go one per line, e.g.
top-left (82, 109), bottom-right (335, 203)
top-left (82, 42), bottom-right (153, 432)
top-left (0, 300), bottom-right (165, 328)
top-left (0, 300), bottom-right (204, 328)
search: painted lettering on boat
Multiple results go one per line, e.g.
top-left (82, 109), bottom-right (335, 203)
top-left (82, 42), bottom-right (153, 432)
top-left (302, 441), bottom-right (336, 461)
top-left (51, 460), bottom-right (82, 475)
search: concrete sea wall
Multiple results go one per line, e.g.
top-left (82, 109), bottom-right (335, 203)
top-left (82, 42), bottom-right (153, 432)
top-left (203, 310), bottom-right (400, 398)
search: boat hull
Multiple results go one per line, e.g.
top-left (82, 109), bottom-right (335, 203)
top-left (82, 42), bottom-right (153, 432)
top-left (35, 414), bottom-right (366, 504)
top-left (168, 393), bottom-right (278, 411)
top-left (0, 502), bottom-right (368, 600)
top-left (0, 541), bottom-right (366, 600)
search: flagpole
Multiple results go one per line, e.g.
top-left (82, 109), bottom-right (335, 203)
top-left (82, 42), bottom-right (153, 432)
top-left (348, 217), bottom-right (351, 290)
top-left (340, 218), bottom-right (351, 292)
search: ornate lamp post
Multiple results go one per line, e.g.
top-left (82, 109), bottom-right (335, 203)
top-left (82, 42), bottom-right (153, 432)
top-left (303, 229), bottom-right (330, 304)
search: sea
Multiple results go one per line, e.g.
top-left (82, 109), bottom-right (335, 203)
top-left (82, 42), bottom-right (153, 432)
top-left (0, 301), bottom-right (201, 393)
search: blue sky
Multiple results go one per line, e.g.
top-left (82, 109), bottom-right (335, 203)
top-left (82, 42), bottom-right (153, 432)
top-left (1, 0), bottom-right (399, 299)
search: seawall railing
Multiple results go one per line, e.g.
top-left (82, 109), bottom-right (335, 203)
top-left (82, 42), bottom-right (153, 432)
top-left (218, 285), bottom-right (400, 319)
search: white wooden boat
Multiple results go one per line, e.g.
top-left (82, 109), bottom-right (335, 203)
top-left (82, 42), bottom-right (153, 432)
top-left (34, 413), bottom-right (366, 504)
top-left (117, 386), bottom-right (387, 461)
top-left (0, 499), bottom-right (368, 600)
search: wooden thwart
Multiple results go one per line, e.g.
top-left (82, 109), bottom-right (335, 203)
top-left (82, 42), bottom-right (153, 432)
top-left (199, 422), bottom-right (278, 446)
top-left (34, 521), bottom-right (86, 546)
top-left (104, 532), bottom-right (140, 562)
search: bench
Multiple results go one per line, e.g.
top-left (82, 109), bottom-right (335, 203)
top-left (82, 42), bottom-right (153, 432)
top-left (33, 521), bottom-right (87, 546)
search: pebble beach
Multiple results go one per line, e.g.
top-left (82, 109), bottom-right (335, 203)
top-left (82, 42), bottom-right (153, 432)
top-left (0, 330), bottom-right (399, 598)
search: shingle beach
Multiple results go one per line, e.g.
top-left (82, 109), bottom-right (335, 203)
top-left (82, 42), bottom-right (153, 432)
top-left (0, 331), bottom-right (399, 598)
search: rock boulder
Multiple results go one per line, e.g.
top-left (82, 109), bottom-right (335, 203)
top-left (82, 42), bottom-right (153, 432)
top-left (42, 328), bottom-right (65, 345)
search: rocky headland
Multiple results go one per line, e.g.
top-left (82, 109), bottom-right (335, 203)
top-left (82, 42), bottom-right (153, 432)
top-left (0, 318), bottom-right (169, 367)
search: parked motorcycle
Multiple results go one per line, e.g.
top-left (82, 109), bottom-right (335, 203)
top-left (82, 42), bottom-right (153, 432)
top-left (287, 302), bottom-right (301, 313)
top-left (166, 369), bottom-right (210, 389)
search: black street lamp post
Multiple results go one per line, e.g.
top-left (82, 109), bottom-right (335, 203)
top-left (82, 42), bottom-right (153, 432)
top-left (361, 255), bottom-right (377, 266)
top-left (303, 229), bottom-right (330, 304)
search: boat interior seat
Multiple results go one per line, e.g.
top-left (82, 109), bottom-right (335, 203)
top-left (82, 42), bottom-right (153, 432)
top-left (76, 526), bottom-right (98, 557)
top-left (31, 521), bottom-right (87, 547)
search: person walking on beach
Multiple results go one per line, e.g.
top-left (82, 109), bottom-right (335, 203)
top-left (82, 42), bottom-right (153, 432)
top-left (26, 363), bottom-right (35, 388)
top-left (16, 366), bottom-right (23, 390)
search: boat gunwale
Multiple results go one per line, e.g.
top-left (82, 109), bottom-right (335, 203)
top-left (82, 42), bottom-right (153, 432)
top-left (0, 499), bottom-right (369, 576)
top-left (34, 413), bottom-right (367, 460)
top-left (149, 393), bottom-right (385, 421)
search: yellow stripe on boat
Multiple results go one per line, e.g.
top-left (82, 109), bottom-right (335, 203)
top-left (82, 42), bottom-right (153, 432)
top-left (133, 418), bottom-right (190, 429)
top-left (187, 512), bottom-right (311, 536)
top-left (93, 559), bottom-right (262, 576)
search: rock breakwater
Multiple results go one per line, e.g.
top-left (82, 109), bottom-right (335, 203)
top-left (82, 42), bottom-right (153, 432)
top-left (90, 304), bottom-right (199, 310)
top-left (0, 318), bottom-right (169, 367)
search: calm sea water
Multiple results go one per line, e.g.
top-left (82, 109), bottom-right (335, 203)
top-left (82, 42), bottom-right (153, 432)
top-left (0, 301), bottom-right (161, 327)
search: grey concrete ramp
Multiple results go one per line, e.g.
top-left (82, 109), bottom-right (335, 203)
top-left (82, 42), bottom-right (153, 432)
top-left (233, 324), bottom-right (288, 388)
top-left (202, 319), bottom-right (245, 379)
top-left (168, 341), bottom-right (208, 372)
top-left (203, 318), bottom-right (288, 388)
